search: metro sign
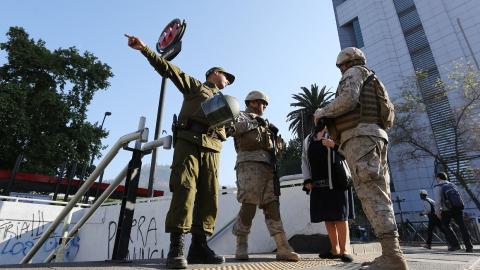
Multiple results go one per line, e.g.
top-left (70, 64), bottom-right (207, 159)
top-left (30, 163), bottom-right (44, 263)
top-left (156, 18), bottom-right (186, 61)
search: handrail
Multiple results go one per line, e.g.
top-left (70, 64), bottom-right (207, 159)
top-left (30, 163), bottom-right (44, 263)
top-left (42, 135), bottom-right (172, 263)
top-left (21, 128), bottom-right (149, 264)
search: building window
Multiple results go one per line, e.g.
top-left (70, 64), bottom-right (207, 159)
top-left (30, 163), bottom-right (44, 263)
top-left (352, 18), bottom-right (364, 48)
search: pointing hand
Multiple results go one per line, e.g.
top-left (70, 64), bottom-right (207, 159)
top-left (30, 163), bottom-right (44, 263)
top-left (124, 34), bottom-right (146, 50)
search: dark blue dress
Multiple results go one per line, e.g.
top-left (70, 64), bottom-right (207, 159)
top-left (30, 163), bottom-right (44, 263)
top-left (308, 139), bottom-right (354, 223)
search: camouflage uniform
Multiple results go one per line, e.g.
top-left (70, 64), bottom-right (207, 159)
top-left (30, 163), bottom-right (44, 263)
top-left (231, 108), bottom-right (284, 237)
top-left (316, 65), bottom-right (398, 239)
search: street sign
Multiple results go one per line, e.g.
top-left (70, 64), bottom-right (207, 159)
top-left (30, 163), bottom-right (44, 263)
top-left (156, 18), bottom-right (186, 61)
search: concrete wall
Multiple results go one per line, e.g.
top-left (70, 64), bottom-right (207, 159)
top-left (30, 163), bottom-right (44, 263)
top-left (0, 184), bottom-right (331, 265)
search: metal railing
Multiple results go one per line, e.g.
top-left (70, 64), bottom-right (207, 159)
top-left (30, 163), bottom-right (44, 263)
top-left (42, 135), bottom-right (172, 263)
top-left (350, 219), bottom-right (480, 245)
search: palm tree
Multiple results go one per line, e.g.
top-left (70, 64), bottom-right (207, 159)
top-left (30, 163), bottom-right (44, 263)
top-left (286, 84), bottom-right (334, 140)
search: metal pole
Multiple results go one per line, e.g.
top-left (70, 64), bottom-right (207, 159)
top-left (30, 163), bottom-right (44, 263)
top-left (64, 163), bottom-right (77, 202)
top-left (4, 154), bottom-right (23, 196)
top-left (111, 117), bottom-right (146, 261)
top-left (53, 162), bottom-right (67, 201)
top-left (148, 78), bottom-right (168, 197)
top-left (457, 18), bottom-right (480, 70)
top-left (77, 164), bottom-right (87, 191)
top-left (394, 196), bottom-right (406, 243)
top-left (52, 210), bottom-right (73, 262)
top-left (94, 171), bottom-right (104, 203)
top-left (89, 112), bottom-right (111, 172)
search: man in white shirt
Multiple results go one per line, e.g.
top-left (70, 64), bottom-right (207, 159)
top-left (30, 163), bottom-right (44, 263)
top-left (419, 190), bottom-right (446, 249)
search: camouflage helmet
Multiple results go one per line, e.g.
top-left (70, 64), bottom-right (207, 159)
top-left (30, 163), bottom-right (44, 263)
top-left (245, 90), bottom-right (269, 106)
top-left (336, 47), bottom-right (366, 66)
top-left (420, 190), bottom-right (428, 195)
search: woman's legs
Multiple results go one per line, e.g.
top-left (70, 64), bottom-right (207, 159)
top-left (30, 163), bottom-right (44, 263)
top-left (325, 221), bottom-right (340, 255)
top-left (335, 220), bottom-right (349, 254)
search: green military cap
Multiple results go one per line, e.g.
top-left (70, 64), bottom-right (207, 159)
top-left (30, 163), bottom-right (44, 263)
top-left (205, 67), bottom-right (235, 85)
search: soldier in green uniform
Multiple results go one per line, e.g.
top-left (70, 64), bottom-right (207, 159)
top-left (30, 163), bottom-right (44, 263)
top-left (125, 34), bottom-right (235, 269)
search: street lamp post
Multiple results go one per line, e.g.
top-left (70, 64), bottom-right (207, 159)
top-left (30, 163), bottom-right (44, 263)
top-left (89, 111), bottom-right (112, 172)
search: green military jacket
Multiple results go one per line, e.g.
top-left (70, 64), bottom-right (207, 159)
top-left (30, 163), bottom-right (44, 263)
top-left (141, 46), bottom-right (224, 152)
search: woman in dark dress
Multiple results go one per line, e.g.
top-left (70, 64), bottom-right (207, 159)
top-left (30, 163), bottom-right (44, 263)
top-left (301, 126), bottom-right (354, 262)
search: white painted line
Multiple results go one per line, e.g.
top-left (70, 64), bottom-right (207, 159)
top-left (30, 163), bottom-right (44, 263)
top-left (463, 257), bottom-right (480, 270)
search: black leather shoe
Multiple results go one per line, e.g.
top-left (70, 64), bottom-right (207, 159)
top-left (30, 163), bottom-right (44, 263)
top-left (340, 254), bottom-right (354, 262)
top-left (448, 245), bottom-right (461, 251)
top-left (187, 234), bottom-right (225, 264)
top-left (319, 252), bottom-right (340, 259)
top-left (466, 249), bottom-right (474, 253)
top-left (166, 232), bottom-right (187, 269)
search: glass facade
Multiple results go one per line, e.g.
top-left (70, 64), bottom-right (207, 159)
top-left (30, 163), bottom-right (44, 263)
top-left (352, 18), bottom-right (364, 48)
top-left (393, 0), bottom-right (474, 184)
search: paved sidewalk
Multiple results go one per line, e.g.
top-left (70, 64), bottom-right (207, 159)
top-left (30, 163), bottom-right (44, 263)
top-left (0, 246), bottom-right (477, 270)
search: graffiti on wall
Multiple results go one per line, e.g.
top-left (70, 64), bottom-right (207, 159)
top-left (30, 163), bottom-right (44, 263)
top-left (0, 210), bottom-right (81, 263)
top-left (107, 215), bottom-right (158, 260)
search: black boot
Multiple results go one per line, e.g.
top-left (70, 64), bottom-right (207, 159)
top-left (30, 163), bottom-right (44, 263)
top-left (187, 234), bottom-right (225, 264)
top-left (166, 232), bottom-right (187, 269)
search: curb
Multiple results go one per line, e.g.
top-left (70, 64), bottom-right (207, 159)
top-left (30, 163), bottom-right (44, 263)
top-left (351, 242), bottom-right (382, 255)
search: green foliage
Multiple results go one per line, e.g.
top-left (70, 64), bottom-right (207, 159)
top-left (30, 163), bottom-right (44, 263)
top-left (286, 84), bottom-right (334, 140)
top-left (280, 137), bottom-right (302, 176)
top-left (0, 27), bottom-right (113, 177)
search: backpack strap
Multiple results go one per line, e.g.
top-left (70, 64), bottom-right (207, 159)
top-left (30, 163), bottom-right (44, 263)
top-left (363, 73), bottom-right (375, 88)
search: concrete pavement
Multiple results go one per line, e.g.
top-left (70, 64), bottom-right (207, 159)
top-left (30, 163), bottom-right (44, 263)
top-left (0, 245), bottom-right (477, 270)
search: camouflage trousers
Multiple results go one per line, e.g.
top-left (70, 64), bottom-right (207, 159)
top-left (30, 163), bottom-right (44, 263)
top-left (343, 136), bottom-right (399, 239)
top-left (232, 161), bottom-right (284, 236)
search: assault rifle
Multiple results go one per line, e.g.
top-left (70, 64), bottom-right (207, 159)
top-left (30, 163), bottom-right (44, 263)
top-left (269, 129), bottom-right (281, 196)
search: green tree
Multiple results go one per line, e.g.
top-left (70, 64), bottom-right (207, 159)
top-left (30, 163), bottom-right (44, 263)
top-left (389, 60), bottom-right (480, 211)
top-left (0, 27), bottom-right (114, 177)
top-left (280, 137), bottom-right (302, 176)
top-left (286, 84), bottom-right (334, 140)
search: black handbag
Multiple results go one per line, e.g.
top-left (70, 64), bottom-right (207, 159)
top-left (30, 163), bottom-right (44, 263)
top-left (335, 152), bottom-right (353, 187)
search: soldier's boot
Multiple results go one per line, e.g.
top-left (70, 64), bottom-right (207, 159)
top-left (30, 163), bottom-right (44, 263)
top-left (364, 237), bottom-right (408, 270)
top-left (361, 237), bottom-right (385, 267)
top-left (361, 255), bottom-right (383, 267)
top-left (235, 235), bottom-right (249, 260)
top-left (187, 234), bottom-right (225, 264)
top-left (273, 233), bottom-right (301, 261)
top-left (166, 232), bottom-right (187, 269)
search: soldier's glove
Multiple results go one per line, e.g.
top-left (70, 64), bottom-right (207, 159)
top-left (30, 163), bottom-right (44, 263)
top-left (269, 123), bottom-right (279, 135)
top-left (255, 116), bottom-right (267, 127)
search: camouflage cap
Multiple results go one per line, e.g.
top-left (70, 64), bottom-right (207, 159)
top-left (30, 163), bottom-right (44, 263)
top-left (205, 67), bottom-right (235, 85)
top-left (336, 47), bottom-right (366, 66)
top-left (245, 90), bottom-right (269, 105)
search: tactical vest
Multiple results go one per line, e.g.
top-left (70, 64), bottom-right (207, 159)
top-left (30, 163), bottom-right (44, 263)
top-left (178, 84), bottom-right (227, 141)
top-left (234, 112), bottom-right (273, 153)
top-left (334, 68), bottom-right (380, 132)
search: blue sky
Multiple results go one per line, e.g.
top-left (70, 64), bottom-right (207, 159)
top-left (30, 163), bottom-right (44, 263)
top-left (0, 1), bottom-right (342, 188)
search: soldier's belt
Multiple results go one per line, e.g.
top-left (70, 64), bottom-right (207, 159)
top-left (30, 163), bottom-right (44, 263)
top-left (178, 118), bottom-right (219, 139)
